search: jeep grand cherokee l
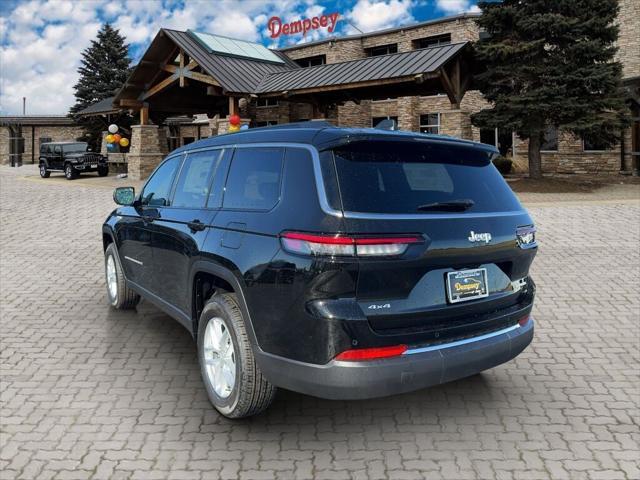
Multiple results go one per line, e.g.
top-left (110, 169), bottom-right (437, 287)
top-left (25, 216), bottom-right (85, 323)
top-left (102, 122), bottom-right (537, 418)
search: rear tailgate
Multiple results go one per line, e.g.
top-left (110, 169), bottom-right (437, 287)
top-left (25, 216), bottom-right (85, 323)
top-left (327, 138), bottom-right (537, 341)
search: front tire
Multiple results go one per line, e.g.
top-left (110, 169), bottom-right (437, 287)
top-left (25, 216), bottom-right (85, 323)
top-left (104, 243), bottom-right (140, 309)
top-left (64, 163), bottom-right (78, 180)
top-left (198, 293), bottom-right (276, 418)
top-left (39, 164), bottom-right (50, 178)
top-left (98, 165), bottom-right (109, 177)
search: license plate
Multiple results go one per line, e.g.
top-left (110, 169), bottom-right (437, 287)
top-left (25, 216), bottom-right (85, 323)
top-left (90, 164), bottom-right (97, 168)
top-left (446, 268), bottom-right (489, 304)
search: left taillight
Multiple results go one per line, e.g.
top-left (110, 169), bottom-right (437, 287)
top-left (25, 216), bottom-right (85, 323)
top-left (280, 232), bottom-right (422, 257)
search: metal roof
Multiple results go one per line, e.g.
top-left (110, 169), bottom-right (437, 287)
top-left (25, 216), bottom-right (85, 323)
top-left (76, 96), bottom-right (118, 116)
top-left (0, 115), bottom-right (77, 126)
top-left (256, 42), bottom-right (467, 93)
top-left (162, 29), bottom-right (298, 93)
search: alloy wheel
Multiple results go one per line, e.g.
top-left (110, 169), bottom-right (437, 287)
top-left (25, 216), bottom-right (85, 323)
top-left (203, 317), bottom-right (236, 398)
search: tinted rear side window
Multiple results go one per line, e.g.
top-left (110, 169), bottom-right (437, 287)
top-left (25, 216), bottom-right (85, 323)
top-left (223, 147), bottom-right (284, 210)
top-left (330, 140), bottom-right (522, 214)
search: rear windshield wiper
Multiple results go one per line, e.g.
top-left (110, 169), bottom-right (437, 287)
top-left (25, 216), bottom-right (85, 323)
top-left (417, 199), bottom-right (475, 212)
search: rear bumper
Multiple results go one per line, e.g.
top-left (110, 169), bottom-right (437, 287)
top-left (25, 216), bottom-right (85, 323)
top-left (257, 318), bottom-right (533, 400)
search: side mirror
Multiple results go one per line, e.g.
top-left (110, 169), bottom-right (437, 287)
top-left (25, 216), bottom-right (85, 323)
top-left (113, 187), bottom-right (136, 206)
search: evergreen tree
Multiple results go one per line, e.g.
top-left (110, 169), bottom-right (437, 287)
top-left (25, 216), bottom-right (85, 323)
top-left (70, 24), bottom-right (131, 150)
top-left (471, 0), bottom-right (628, 178)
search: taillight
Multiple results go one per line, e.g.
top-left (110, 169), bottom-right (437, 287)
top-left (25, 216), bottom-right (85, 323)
top-left (280, 232), bottom-right (422, 257)
top-left (518, 314), bottom-right (530, 326)
top-left (335, 344), bottom-right (407, 361)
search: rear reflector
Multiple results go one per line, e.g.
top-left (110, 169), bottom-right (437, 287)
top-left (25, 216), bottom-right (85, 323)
top-left (281, 232), bottom-right (422, 257)
top-left (518, 315), bottom-right (530, 326)
top-left (335, 344), bottom-right (407, 361)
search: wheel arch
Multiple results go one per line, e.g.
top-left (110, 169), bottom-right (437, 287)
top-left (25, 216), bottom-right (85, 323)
top-left (189, 261), bottom-right (260, 351)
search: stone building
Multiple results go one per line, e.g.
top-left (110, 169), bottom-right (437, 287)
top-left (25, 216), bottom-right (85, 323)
top-left (0, 116), bottom-right (84, 165)
top-left (3, 6), bottom-right (637, 177)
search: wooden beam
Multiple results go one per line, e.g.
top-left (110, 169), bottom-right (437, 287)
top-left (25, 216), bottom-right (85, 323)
top-left (141, 73), bottom-right (178, 100)
top-left (439, 67), bottom-right (459, 108)
top-left (140, 105), bottom-right (149, 125)
top-left (186, 59), bottom-right (198, 71)
top-left (119, 98), bottom-right (143, 108)
top-left (229, 96), bottom-right (239, 116)
top-left (179, 49), bottom-right (185, 88)
top-left (184, 70), bottom-right (221, 87)
top-left (163, 64), bottom-right (178, 73)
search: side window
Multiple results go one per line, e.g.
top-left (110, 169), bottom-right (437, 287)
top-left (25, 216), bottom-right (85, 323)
top-left (53, 145), bottom-right (62, 155)
top-left (172, 150), bottom-right (221, 208)
top-left (223, 147), bottom-right (284, 211)
top-left (141, 156), bottom-right (182, 207)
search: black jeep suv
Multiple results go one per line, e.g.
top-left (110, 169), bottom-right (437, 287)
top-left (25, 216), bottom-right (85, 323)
top-left (39, 141), bottom-right (108, 180)
top-left (102, 123), bottom-right (537, 418)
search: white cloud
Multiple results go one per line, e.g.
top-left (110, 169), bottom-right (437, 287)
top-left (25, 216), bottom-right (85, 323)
top-left (346, 0), bottom-right (414, 33)
top-left (436, 0), bottom-right (479, 15)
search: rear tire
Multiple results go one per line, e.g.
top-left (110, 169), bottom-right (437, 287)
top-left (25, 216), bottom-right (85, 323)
top-left (98, 166), bottom-right (109, 177)
top-left (64, 163), bottom-right (78, 180)
top-left (39, 163), bottom-right (50, 178)
top-left (104, 243), bottom-right (140, 309)
top-left (197, 293), bottom-right (276, 418)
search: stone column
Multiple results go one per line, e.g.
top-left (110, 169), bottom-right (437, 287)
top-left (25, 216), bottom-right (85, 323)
top-left (100, 131), bottom-right (109, 155)
top-left (216, 116), bottom-right (251, 135)
top-left (397, 96), bottom-right (419, 131)
top-left (440, 110), bottom-right (473, 140)
top-left (126, 125), bottom-right (166, 181)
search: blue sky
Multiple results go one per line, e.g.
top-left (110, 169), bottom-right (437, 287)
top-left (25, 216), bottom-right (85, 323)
top-left (0, 0), bottom-right (479, 115)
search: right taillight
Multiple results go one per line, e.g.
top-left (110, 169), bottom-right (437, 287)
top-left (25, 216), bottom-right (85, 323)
top-left (280, 232), bottom-right (422, 257)
top-left (516, 225), bottom-right (537, 248)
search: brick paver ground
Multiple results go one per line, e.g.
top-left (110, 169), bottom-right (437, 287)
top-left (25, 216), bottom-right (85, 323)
top-left (1, 165), bottom-right (639, 480)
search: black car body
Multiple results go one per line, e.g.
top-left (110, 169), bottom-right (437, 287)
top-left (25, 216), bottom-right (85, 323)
top-left (102, 122), bottom-right (537, 417)
top-left (39, 142), bottom-right (109, 179)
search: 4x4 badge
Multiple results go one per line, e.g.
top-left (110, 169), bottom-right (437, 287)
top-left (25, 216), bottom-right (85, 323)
top-left (468, 231), bottom-right (492, 243)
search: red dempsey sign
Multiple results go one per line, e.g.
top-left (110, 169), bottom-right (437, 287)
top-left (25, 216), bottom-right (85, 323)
top-left (268, 13), bottom-right (340, 38)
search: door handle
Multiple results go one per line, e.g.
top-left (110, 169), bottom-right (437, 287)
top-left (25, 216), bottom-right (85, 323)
top-left (188, 219), bottom-right (207, 232)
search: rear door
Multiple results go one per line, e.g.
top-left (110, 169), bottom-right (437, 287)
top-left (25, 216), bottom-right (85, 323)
top-left (325, 139), bottom-right (537, 341)
top-left (150, 148), bottom-right (230, 314)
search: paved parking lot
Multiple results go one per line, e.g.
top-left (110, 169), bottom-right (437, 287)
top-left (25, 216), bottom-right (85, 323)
top-left (1, 165), bottom-right (639, 480)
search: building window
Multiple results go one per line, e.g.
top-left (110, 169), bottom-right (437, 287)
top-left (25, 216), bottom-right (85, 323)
top-left (583, 134), bottom-right (611, 151)
top-left (182, 137), bottom-right (195, 146)
top-left (254, 120), bottom-right (278, 127)
top-left (541, 126), bottom-right (559, 151)
top-left (365, 43), bottom-right (398, 57)
top-left (419, 113), bottom-right (440, 134)
top-left (372, 116), bottom-right (398, 128)
top-left (480, 128), bottom-right (514, 157)
top-left (294, 55), bottom-right (326, 68)
top-left (413, 33), bottom-right (451, 49)
top-left (256, 98), bottom-right (279, 108)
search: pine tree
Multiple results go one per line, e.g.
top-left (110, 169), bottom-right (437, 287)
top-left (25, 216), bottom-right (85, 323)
top-left (471, 0), bottom-right (629, 178)
top-left (70, 24), bottom-right (131, 149)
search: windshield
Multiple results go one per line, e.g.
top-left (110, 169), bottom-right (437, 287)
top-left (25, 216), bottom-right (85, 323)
top-left (328, 140), bottom-right (522, 214)
top-left (62, 143), bottom-right (88, 154)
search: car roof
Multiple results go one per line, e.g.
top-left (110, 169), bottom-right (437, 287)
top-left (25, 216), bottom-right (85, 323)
top-left (42, 141), bottom-right (87, 145)
top-left (171, 121), bottom-right (499, 156)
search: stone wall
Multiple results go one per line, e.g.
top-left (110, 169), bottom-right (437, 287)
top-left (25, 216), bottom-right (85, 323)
top-left (0, 125), bottom-right (84, 165)
top-left (616, 0), bottom-right (640, 80)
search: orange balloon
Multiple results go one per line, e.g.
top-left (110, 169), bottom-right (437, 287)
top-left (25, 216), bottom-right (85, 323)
top-left (119, 137), bottom-right (129, 147)
top-left (113, 134), bottom-right (122, 143)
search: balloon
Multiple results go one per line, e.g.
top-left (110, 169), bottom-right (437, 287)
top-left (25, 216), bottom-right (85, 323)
top-left (229, 114), bottom-right (241, 126)
top-left (240, 124), bottom-right (249, 130)
top-left (105, 134), bottom-right (115, 143)
top-left (113, 134), bottom-right (122, 143)
top-left (119, 137), bottom-right (129, 147)
top-left (228, 124), bottom-right (240, 133)
top-left (108, 124), bottom-right (118, 134)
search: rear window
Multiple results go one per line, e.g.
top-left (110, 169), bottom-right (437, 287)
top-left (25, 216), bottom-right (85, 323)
top-left (328, 140), bottom-right (522, 214)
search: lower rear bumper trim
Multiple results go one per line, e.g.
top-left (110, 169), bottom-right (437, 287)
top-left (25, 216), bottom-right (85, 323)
top-left (404, 323), bottom-right (520, 355)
